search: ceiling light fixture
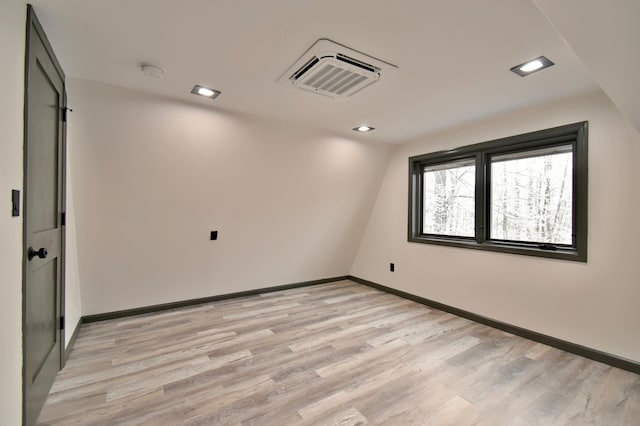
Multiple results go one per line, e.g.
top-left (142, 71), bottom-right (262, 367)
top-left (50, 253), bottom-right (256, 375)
top-left (191, 85), bottom-right (221, 99)
top-left (353, 125), bottom-right (375, 132)
top-left (511, 56), bottom-right (554, 77)
top-left (198, 87), bottom-right (215, 97)
top-left (520, 60), bottom-right (543, 73)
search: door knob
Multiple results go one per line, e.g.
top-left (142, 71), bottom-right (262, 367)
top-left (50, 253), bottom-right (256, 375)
top-left (28, 247), bottom-right (48, 261)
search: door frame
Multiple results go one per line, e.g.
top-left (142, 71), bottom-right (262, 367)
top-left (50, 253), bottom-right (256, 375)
top-left (22, 4), bottom-right (67, 422)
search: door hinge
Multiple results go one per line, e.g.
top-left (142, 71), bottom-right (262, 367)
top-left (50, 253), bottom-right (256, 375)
top-left (62, 107), bottom-right (73, 122)
top-left (60, 316), bottom-right (65, 330)
top-left (61, 212), bottom-right (66, 226)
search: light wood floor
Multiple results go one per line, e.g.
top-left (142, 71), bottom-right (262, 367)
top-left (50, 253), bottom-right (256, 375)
top-left (38, 280), bottom-right (640, 425)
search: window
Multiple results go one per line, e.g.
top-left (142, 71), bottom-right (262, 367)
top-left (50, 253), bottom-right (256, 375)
top-left (422, 159), bottom-right (476, 237)
top-left (409, 122), bottom-right (588, 261)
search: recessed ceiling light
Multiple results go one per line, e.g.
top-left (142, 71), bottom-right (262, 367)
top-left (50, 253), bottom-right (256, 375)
top-left (511, 56), bottom-right (554, 77)
top-left (198, 87), bottom-right (215, 97)
top-left (353, 125), bottom-right (375, 132)
top-left (520, 60), bottom-right (543, 73)
top-left (191, 85), bottom-right (221, 99)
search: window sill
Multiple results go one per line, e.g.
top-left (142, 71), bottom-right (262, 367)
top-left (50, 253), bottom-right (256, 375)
top-left (408, 235), bottom-right (586, 262)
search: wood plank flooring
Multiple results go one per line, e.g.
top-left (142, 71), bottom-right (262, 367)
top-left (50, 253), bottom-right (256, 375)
top-left (37, 280), bottom-right (640, 425)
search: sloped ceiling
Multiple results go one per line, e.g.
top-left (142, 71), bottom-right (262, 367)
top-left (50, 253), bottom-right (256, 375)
top-left (31, 0), bottom-right (601, 143)
top-left (533, 0), bottom-right (640, 134)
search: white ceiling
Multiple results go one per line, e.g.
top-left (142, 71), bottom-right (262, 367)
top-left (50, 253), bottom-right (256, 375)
top-left (533, 0), bottom-right (640, 134)
top-left (32, 0), bottom-right (599, 144)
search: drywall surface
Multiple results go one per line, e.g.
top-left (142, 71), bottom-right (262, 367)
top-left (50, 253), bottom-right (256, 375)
top-left (64, 155), bottom-right (82, 346)
top-left (534, 0), bottom-right (640, 133)
top-left (0, 1), bottom-right (25, 424)
top-left (351, 90), bottom-right (640, 362)
top-left (67, 78), bottom-right (390, 315)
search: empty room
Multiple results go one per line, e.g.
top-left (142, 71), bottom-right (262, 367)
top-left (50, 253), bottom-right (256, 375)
top-left (2, 0), bottom-right (640, 424)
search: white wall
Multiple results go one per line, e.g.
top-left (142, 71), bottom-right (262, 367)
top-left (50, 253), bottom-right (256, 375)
top-left (0, 1), bottom-right (25, 424)
top-left (351, 90), bottom-right (640, 362)
top-left (67, 78), bottom-right (391, 315)
top-left (64, 157), bottom-right (82, 346)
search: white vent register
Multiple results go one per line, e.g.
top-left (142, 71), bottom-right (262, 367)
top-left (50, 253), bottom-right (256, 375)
top-left (278, 39), bottom-right (397, 100)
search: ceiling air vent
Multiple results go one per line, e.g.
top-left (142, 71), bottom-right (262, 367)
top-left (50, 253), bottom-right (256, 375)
top-left (278, 38), bottom-right (397, 100)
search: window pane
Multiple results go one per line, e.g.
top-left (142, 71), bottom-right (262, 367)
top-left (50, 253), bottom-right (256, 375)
top-left (423, 160), bottom-right (475, 237)
top-left (490, 145), bottom-right (573, 244)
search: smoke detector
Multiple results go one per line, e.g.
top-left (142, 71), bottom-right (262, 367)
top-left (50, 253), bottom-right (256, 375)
top-left (277, 38), bottom-right (397, 100)
top-left (141, 64), bottom-right (164, 79)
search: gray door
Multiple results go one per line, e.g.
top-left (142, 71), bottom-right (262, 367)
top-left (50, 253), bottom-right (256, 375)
top-left (23, 6), bottom-right (66, 425)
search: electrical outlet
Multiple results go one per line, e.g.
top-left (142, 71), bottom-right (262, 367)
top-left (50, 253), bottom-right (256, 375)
top-left (390, 262), bottom-right (395, 272)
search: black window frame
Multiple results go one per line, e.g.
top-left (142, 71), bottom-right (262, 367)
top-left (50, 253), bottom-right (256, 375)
top-left (408, 121), bottom-right (588, 262)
